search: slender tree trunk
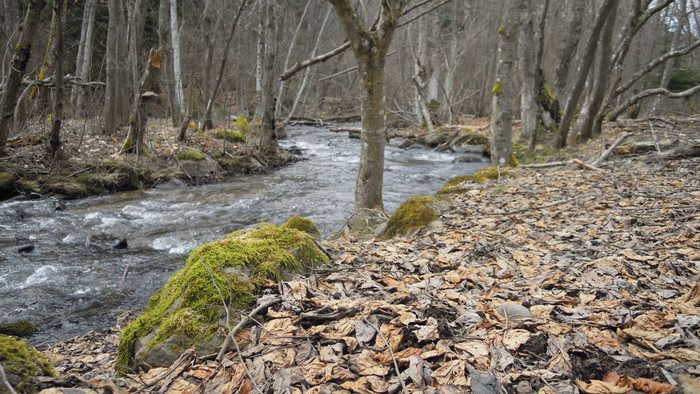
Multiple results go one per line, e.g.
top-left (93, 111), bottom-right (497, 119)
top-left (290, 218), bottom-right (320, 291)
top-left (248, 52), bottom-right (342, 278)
top-left (276, 0), bottom-right (312, 119)
top-left (556, 1), bottom-right (616, 149)
top-left (652, 0), bottom-right (686, 114)
top-left (70, 0), bottom-right (96, 114)
top-left (287, 6), bottom-right (332, 121)
top-left (1, 0), bottom-right (20, 87)
top-left (250, 0), bottom-right (278, 155)
top-left (518, 0), bottom-right (539, 153)
top-left (201, 0), bottom-right (217, 122)
top-left (412, 15), bottom-right (434, 132)
top-left (123, 49), bottom-right (161, 155)
top-left (157, 0), bottom-right (179, 127)
top-left (578, 2), bottom-right (617, 141)
top-left (552, 0), bottom-right (586, 98)
top-left (49, 0), bottom-right (65, 158)
top-left (0, 0), bottom-right (46, 150)
top-left (490, 0), bottom-right (518, 166)
top-left (236, 37), bottom-right (249, 118)
top-left (127, 0), bottom-right (145, 101)
top-left (170, 0), bottom-right (183, 118)
top-left (104, 0), bottom-right (130, 134)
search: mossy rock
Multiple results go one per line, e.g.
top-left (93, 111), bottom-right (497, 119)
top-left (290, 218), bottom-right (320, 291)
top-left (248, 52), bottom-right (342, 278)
top-left (177, 149), bottom-right (206, 161)
top-left (423, 127), bottom-right (451, 147)
top-left (0, 335), bottom-right (55, 393)
top-left (116, 223), bottom-right (330, 373)
top-left (282, 216), bottom-right (321, 238)
top-left (449, 130), bottom-right (489, 154)
top-left (213, 129), bottom-right (246, 143)
top-left (16, 175), bottom-right (89, 199)
top-left (383, 196), bottom-right (451, 239)
top-left (0, 320), bottom-right (35, 338)
top-left (216, 155), bottom-right (262, 174)
top-left (236, 116), bottom-right (249, 134)
top-left (438, 166), bottom-right (517, 195)
top-left (0, 172), bottom-right (17, 198)
top-left (77, 161), bottom-right (141, 193)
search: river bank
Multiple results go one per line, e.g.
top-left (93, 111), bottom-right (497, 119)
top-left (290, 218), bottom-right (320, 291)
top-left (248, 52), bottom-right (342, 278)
top-left (5, 116), bottom-right (700, 392)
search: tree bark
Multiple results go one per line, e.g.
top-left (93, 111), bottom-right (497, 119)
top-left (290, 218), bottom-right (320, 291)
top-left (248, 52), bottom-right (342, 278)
top-left (250, 0), bottom-right (278, 155)
top-left (104, 0), bottom-right (130, 134)
top-left (552, 0), bottom-right (586, 98)
top-left (518, 0), bottom-right (539, 153)
top-left (70, 0), bottom-right (96, 114)
top-left (276, 0), bottom-right (312, 119)
top-left (555, 0), bottom-right (616, 149)
top-left (0, 0), bottom-right (46, 150)
top-left (327, 0), bottom-right (404, 212)
top-left (127, 0), bottom-right (145, 102)
top-left (578, 2), bottom-right (617, 141)
top-left (490, 0), bottom-right (518, 166)
top-left (1, 0), bottom-right (20, 87)
top-left (123, 49), bottom-right (161, 155)
top-left (157, 0), bottom-right (180, 127)
top-left (49, 0), bottom-right (65, 158)
top-left (170, 0), bottom-right (183, 119)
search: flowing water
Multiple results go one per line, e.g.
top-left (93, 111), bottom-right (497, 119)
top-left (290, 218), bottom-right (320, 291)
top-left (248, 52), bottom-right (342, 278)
top-left (0, 125), bottom-right (487, 344)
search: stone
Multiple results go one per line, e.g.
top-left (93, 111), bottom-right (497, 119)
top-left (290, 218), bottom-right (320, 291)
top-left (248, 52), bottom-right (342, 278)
top-left (452, 155), bottom-right (484, 163)
top-left (495, 303), bottom-right (533, 323)
top-left (178, 156), bottom-right (223, 178)
top-left (423, 129), bottom-right (450, 147)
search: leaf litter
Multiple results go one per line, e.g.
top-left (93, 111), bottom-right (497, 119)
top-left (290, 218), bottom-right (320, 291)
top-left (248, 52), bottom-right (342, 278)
top-left (38, 120), bottom-right (700, 393)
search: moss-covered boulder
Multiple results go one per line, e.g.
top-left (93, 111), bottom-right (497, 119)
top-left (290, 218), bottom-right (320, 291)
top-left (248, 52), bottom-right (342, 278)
top-left (0, 172), bottom-right (17, 198)
top-left (0, 335), bottom-right (55, 393)
top-left (117, 223), bottom-right (330, 373)
top-left (437, 166), bottom-right (517, 195)
top-left (77, 161), bottom-right (141, 194)
top-left (282, 216), bottom-right (321, 238)
top-left (0, 320), bottom-right (35, 338)
top-left (177, 149), bottom-right (206, 161)
top-left (215, 155), bottom-right (263, 174)
top-left (177, 154), bottom-right (223, 178)
top-left (236, 116), bottom-right (249, 134)
top-left (213, 129), bottom-right (246, 143)
top-left (423, 127), bottom-right (451, 147)
top-left (383, 196), bottom-right (451, 239)
top-left (449, 130), bottom-right (489, 154)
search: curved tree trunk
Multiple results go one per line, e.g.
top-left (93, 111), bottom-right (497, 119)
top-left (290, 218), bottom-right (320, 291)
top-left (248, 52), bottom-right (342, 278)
top-left (0, 0), bottom-right (46, 150)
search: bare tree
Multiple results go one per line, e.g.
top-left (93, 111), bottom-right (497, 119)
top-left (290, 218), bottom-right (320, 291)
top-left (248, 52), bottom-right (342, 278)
top-left (158, 0), bottom-right (180, 127)
top-left (249, 0), bottom-right (278, 155)
top-left (652, 0), bottom-right (687, 114)
top-left (48, 0), bottom-right (65, 158)
top-left (518, 0), bottom-right (539, 152)
top-left (552, 1), bottom-right (586, 98)
top-left (0, 0), bottom-right (46, 150)
top-left (70, 0), bottom-right (97, 115)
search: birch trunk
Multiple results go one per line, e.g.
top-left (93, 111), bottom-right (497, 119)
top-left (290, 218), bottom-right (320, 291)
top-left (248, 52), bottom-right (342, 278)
top-left (49, 0), bottom-right (65, 158)
top-left (652, 0), bottom-right (686, 114)
top-left (490, 0), bottom-right (518, 166)
top-left (158, 0), bottom-right (180, 127)
top-left (70, 0), bottom-right (96, 114)
top-left (0, 0), bottom-right (45, 149)
top-left (104, 0), bottom-right (130, 134)
top-left (170, 0), bottom-right (183, 118)
top-left (412, 15), bottom-right (434, 132)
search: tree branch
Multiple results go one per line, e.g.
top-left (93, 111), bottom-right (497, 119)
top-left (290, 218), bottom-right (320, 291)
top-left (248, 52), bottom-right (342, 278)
top-left (279, 41), bottom-right (351, 81)
top-left (610, 85), bottom-right (700, 120)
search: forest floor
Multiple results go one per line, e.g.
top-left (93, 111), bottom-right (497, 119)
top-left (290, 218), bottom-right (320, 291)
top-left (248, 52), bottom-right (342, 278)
top-left (11, 116), bottom-right (700, 393)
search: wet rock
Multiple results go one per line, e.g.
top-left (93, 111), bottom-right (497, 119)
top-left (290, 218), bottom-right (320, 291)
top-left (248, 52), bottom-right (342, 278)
top-left (449, 131), bottom-right (489, 154)
top-left (178, 155), bottom-right (223, 178)
top-left (495, 303), bottom-right (533, 323)
top-left (452, 155), bottom-right (483, 163)
top-left (287, 145), bottom-right (303, 156)
top-left (155, 178), bottom-right (186, 190)
top-left (86, 234), bottom-right (128, 250)
top-left (17, 244), bottom-right (35, 253)
top-left (423, 129), bottom-right (450, 147)
top-left (0, 320), bottom-right (35, 337)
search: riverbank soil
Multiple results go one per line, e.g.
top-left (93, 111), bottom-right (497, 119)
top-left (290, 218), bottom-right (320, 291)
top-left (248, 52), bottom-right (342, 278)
top-left (0, 118), bottom-right (293, 200)
top-left (26, 117), bottom-right (700, 392)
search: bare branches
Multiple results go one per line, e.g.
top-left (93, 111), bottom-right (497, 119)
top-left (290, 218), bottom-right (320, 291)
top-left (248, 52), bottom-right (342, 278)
top-left (280, 41), bottom-right (351, 81)
top-left (610, 85), bottom-right (700, 120)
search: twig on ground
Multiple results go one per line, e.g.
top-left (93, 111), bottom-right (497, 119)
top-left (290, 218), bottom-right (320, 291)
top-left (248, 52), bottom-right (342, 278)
top-left (573, 158), bottom-right (606, 172)
top-left (0, 363), bottom-right (18, 394)
top-left (116, 257), bottom-right (132, 292)
top-left (362, 316), bottom-right (408, 394)
top-left (133, 348), bottom-right (194, 393)
top-left (217, 296), bottom-right (283, 361)
top-left (592, 132), bottom-right (631, 167)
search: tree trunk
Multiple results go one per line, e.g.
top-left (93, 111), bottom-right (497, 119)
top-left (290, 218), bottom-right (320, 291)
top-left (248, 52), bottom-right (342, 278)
top-left (250, 0), bottom-right (278, 155)
top-left (127, 0), bottom-right (145, 101)
top-left (170, 0), bottom-right (183, 120)
top-left (49, 0), bottom-right (65, 158)
top-left (0, 0), bottom-right (46, 150)
top-left (555, 1), bottom-right (616, 149)
top-left (104, 0), bottom-right (130, 134)
top-left (158, 0), bottom-right (180, 127)
top-left (70, 0), bottom-right (96, 114)
top-left (412, 15), bottom-right (434, 132)
top-left (518, 0), bottom-right (539, 153)
top-left (1, 0), bottom-right (20, 87)
top-left (552, 0), bottom-right (586, 98)
top-left (578, 2), bottom-right (617, 141)
top-left (123, 49), bottom-right (161, 155)
top-left (490, 0), bottom-right (518, 166)
top-left (276, 0), bottom-right (312, 119)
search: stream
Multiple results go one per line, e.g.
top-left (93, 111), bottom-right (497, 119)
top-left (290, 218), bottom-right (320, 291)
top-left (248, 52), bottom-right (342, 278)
top-left (0, 125), bottom-right (487, 344)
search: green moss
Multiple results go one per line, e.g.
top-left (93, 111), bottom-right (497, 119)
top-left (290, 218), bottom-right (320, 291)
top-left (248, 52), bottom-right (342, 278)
top-left (439, 167), bottom-right (517, 194)
top-left (492, 80), bottom-right (503, 96)
top-left (116, 223), bottom-right (329, 373)
top-left (0, 335), bottom-right (55, 393)
top-left (543, 83), bottom-right (556, 100)
top-left (121, 138), bottom-right (148, 155)
top-left (188, 121), bottom-right (200, 132)
top-left (216, 156), bottom-right (257, 174)
top-left (282, 216), bottom-right (321, 237)
top-left (213, 129), bottom-right (246, 143)
top-left (384, 196), bottom-right (441, 239)
top-left (236, 116), bottom-right (249, 134)
top-left (507, 154), bottom-right (520, 167)
top-left (177, 150), bottom-right (206, 161)
top-left (498, 26), bottom-right (507, 35)
top-left (0, 321), bottom-right (35, 338)
top-left (0, 172), bottom-right (17, 197)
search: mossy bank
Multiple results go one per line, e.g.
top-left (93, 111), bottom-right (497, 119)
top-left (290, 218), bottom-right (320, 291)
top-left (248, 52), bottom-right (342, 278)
top-left (0, 335), bottom-right (55, 393)
top-left (116, 221), bottom-right (329, 373)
